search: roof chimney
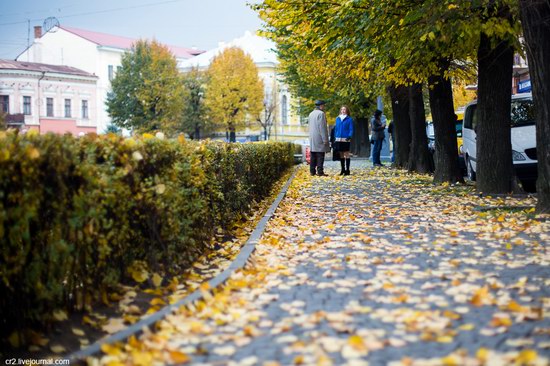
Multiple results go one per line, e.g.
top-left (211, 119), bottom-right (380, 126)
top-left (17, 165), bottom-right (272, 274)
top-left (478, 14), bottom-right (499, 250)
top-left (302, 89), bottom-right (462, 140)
top-left (34, 26), bottom-right (42, 39)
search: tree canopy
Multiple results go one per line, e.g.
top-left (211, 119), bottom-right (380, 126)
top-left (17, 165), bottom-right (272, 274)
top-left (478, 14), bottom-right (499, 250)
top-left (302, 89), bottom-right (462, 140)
top-left (204, 47), bottom-right (264, 141)
top-left (106, 39), bottom-right (186, 134)
top-left (180, 67), bottom-right (208, 139)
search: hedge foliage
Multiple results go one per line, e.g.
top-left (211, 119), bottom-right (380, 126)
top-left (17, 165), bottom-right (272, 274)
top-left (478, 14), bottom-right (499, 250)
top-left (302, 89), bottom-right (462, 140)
top-left (0, 130), bottom-right (294, 337)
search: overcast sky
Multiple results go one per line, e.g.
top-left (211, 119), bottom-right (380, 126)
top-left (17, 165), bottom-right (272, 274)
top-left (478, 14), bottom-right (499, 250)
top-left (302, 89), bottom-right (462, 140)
top-left (0, 0), bottom-right (264, 59)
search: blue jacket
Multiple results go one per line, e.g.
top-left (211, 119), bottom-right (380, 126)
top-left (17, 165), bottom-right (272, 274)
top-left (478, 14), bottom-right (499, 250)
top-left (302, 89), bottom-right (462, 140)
top-left (334, 115), bottom-right (354, 139)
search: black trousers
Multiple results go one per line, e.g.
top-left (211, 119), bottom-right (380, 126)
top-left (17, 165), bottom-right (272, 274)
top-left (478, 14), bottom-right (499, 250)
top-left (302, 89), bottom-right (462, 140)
top-left (310, 152), bottom-right (325, 175)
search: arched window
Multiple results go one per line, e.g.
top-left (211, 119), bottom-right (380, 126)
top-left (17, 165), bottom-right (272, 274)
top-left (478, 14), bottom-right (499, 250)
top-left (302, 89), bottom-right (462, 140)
top-left (281, 95), bottom-right (288, 125)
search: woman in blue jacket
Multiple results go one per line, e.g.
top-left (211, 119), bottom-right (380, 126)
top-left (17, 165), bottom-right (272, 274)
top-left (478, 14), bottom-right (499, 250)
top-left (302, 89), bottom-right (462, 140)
top-left (333, 105), bottom-right (354, 175)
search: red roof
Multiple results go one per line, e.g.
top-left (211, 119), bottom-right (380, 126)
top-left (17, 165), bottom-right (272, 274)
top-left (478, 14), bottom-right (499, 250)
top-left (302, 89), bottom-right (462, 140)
top-left (60, 26), bottom-right (204, 59)
top-left (0, 59), bottom-right (96, 77)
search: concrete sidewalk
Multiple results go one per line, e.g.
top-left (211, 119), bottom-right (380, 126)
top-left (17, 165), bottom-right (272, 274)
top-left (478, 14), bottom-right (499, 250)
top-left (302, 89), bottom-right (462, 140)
top-left (94, 161), bottom-right (550, 366)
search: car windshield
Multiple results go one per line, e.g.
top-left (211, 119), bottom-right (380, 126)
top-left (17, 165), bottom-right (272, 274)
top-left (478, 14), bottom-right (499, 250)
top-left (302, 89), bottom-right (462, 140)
top-left (511, 99), bottom-right (536, 127)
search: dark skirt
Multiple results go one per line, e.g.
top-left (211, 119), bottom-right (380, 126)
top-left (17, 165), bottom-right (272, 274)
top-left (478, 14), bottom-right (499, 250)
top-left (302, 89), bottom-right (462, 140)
top-left (333, 141), bottom-right (351, 152)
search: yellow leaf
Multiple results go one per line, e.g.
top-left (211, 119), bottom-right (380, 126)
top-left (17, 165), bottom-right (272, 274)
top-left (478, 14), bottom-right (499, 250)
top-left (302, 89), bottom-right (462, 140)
top-left (53, 310), bottom-right (68, 321)
top-left (101, 343), bottom-right (122, 356)
top-left (131, 350), bottom-right (153, 366)
top-left (27, 147), bottom-right (40, 159)
top-left (437, 335), bottom-right (453, 343)
top-left (476, 348), bottom-right (489, 362)
top-left (50, 344), bottom-right (66, 354)
top-left (470, 286), bottom-right (489, 306)
top-left (516, 349), bottom-right (537, 364)
top-left (102, 318), bottom-right (126, 334)
top-left (71, 328), bottom-right (85, 337)
top-left (151, 273), bottom-right (163, 287)
top-left (443, 310), bottom-right (461, 320)
top-left (491, 315), bottom-right (512, 327)
top-left (507, 300), bottom-right (528, 313)
top-left (459, 323), bottom-right (475, 331)
top-left (293, 355), bottom-right (304, 365)
top-left (348, 335), bottom-right (368, 352)
top-left (82, 315), bottom-right (97, 327)
top-left (155, 184), bottom-right (166, 195)
top-left (150, 298), bottom-right (166, 306)
top-left (170, 351), bottom-right (190, 363)
top-left (441, 355), bottom-right (459, 366)
top-left (8, 331), bottom-right (22, 348)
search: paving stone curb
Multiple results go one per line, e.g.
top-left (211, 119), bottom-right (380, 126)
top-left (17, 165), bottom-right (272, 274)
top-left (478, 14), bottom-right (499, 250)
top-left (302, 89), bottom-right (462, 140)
top-left (69, 167), bottom-right (298, 361)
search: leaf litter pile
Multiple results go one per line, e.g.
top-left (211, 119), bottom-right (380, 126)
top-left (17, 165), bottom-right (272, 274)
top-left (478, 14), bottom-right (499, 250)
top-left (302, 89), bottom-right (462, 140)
top-left (90, 161), bottom-right (549, 366)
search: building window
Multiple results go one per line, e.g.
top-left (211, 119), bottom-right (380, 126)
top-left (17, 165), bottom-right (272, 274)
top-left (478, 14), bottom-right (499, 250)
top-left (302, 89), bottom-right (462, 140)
top-left (46, 98), bottom-right (54, 117)
top-left (23, 96), bottom-right (32, 115)
top-left (0, 95), bottom-right (8, 113)
top-left (64, 99), bottom-right (71, 118)
top-left (281, 95), bottom-right (288, 125)
top-left (81, 100), bottom-right (89, 119)
top-left (108, 65), bottom-right (114, 81)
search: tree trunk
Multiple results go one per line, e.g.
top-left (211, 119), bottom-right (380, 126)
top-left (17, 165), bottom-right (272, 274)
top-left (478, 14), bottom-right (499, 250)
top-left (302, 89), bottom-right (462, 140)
top-left (476, 32), bottom-right (515, 194)
top-left (408, 83), bottom-right (434, 174)
top-left (428, 70), bottom-right (463, 184)
top-left (194, 124), bottom-right (201, 140)
top-left (519, 0), bottom-right (550, 213)
top-left (388, 84), bottom-right (411, 168)
top-left (352, 117), bottom-right (371, 157)
top-left (228, 123), bottom-right (236, 142)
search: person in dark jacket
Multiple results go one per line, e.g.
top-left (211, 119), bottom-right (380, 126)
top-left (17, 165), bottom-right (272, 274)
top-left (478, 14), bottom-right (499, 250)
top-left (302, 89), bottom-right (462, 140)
top-left (371, 109), bottom-right (386, 167)
top-left (333, 106), bottom-right (354, 175)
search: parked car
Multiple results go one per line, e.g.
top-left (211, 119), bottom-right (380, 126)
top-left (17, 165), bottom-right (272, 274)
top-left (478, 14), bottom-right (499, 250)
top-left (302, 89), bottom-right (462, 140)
top-left (426, 111), bottom-right (465, 172)
top-left (462, 93), bottom-right (537, 184)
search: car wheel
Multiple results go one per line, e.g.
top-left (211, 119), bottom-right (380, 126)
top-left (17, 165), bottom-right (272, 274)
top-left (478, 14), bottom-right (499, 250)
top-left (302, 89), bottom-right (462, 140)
top-left (466, 156), bottom-right (476, 181)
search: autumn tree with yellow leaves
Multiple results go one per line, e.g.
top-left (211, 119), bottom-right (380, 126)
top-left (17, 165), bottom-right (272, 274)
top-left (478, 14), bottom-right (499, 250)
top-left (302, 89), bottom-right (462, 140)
top-left (204, 47), bottom-right (264, 142)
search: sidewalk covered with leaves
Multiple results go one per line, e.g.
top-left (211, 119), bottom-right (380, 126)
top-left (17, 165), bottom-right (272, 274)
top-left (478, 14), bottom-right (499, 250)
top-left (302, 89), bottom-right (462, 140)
top-left (93, 161), bottom-right (549, 366)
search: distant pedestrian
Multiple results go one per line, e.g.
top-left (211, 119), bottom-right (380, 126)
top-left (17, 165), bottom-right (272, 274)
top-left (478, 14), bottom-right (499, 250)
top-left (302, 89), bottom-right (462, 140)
top-left (371, 109), bottom-right (386, 167)
top-left (333, 105), bottom-right (354, 175)
top-left (308, 100), bottom-right (330, 176)
top-left (387, 120), bottom-right (395, 163)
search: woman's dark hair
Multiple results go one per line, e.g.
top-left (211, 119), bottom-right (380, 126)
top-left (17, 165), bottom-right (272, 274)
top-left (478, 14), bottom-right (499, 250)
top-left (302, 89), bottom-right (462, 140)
top-left (374, 109), bottom-right (382, 117)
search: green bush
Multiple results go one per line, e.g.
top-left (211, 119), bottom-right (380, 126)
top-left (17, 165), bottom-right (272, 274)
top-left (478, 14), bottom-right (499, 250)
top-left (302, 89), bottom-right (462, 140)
top-left (0, 131), bottom-right (293, 338)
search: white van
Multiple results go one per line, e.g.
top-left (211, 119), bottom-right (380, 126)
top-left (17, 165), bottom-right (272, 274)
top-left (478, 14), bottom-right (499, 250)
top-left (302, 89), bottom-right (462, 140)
top-left (462, 93), bottom-right (538, 183)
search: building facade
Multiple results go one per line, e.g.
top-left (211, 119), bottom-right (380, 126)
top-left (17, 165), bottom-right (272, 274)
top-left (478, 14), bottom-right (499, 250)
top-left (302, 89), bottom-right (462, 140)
top-left (179, 31), bottom-right (308, 142)
top-left (17, 26), bottom-right (202, 133)
top-left (0, 59), bottom-right (98, 135)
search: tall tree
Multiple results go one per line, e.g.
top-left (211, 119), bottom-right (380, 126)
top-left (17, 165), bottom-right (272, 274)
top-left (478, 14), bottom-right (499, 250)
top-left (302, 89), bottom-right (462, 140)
top-left (388, 84), bottom-right (412, 168)
top-left (256, 86), bottom-right (278, 141)
top-left (180, 67), bottom-right (207, 139)
top-left (519, 0), bottom-right (550, 213)
top-left (106, 40), bottom-right (185, 134)
top-left (408, 83), bottom-right (434, 174)
top-left (204, 47), bottom-right (264, 142)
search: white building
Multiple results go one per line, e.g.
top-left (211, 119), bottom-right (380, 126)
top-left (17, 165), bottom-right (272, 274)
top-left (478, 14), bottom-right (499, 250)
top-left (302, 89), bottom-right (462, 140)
top-left (0, 59), bottom-right (98, 135)
top-left (17, 26), bottom-right (202, 133)
top-left (179, 31), bottom-right (307, 142)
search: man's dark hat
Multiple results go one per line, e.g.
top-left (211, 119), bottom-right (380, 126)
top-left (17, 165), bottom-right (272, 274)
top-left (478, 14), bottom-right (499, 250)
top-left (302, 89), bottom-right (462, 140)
top-left (314, 100), bottom-right (326, 106)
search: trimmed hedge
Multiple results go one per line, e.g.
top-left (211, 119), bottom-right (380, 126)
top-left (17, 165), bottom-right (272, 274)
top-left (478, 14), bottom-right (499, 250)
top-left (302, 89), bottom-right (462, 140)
top-left (0, 131), bottom-right (293, 338)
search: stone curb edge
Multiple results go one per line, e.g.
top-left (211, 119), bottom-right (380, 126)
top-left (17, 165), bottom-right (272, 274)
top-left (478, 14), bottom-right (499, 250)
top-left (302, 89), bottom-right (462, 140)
top-left (69, 167), bottom-right (298, 361)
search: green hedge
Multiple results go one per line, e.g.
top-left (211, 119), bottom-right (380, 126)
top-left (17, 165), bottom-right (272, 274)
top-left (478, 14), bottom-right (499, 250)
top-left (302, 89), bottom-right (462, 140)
top-left (0, 131), bottom-right (293, 338)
